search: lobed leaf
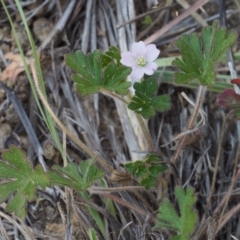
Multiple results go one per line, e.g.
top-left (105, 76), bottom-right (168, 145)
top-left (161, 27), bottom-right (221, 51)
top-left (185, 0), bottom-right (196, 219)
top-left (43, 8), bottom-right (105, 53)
top-left (217, 88), bottom-right (240, 110)
top-left (154, 187), bottom-right (198, 239)
top-left (172, 21), bottom-right (236, 86)
top-left (216, 88), bottom-right (240, 119)
top-left (128, 78), bottom-right (171, 119)
top-left (48, 159), bottom-right (104, 191)
top-left (125, 154), bottom-right (167, 189)
top-left (0, 148), bottom-right (104, 219)
top-left (0, 146), bottom-right (50, 218)
top-left (102, 46), bottom-right (121, 67)
top-left (65, 49), bottom-right (131, 96)
top-left (140, 175), bottom-right (156, 189)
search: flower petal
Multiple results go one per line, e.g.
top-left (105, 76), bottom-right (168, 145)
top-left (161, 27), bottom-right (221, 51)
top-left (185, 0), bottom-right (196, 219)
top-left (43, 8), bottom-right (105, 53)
top-left (143, 62), bottom-right (158, 75)
top-left (120, 52), bottom-right (137, 67)
top-left (130, 66), bottom-right (144, 80)
top-left (145, 44), bottom-right (160, 62)
top-left (131, 41), bottom-right (146, 57)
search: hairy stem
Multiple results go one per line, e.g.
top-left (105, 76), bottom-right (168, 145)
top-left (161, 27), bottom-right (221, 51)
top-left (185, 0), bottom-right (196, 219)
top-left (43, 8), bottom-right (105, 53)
top-left (101, 90), bottom-right (129, 105)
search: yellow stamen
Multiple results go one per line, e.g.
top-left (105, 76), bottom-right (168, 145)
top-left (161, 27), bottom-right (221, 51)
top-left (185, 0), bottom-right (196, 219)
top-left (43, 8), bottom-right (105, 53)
top-left (136, 56), bottom-right (147, 66)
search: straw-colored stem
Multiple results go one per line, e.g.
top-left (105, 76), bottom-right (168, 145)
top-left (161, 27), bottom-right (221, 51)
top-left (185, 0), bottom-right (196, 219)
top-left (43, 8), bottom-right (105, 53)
top-left (103, 90), bottom-right (155, 152)
top-left (126, 93), bottom-right (155, 152)
top-left (30, 62), bottom-right (114, 173)
top-left (89, 186), bottom-right (146, 194)
top-left (135, 113), bottom-right (155, 152)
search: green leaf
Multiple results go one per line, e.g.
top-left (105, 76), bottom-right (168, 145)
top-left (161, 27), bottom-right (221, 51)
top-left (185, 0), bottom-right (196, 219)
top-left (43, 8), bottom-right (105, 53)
top-left (154, 187), bottom-right (198, 239)
top-left (102, 46), bottom-right (121, 67)
top-left (235, 109), bottom-right (240, 120)
top-left (102, 63), bottom-right (131, 95)
top-left (125, 161), bottom-right (145, 178)
top-left (48, 159), bottom-right (104, 191)
top-left (125, 154), bottom-right (168, 189)
top-left (128, 78), bottom-right (171, 119)
top-left (149, 165), bottom-right (167, 177)
top-left (65, 49), bottom-right (131, 96)
top-left (142, 15), bottom-right (153, 25)
top-left (140, 175), bottom-right (156, 189)
top-left (81, 159), bottom-right (104, 183)
top-left (88, 228), bottom-right (98, 240)
top-left (147, 154), bottom-right (168, 177)
top-left (172, 21), bottom-right (236, 86)
top-left (171, 236), bottom-right (188, 240)
top-left (124, 162), bottom-right (138, 173)
top-left (0, 146), bottom-right (50, 218)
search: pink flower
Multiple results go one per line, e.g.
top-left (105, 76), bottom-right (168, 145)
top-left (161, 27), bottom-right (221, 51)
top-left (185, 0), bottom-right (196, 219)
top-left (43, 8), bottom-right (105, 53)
top-left (120, 41), bottom-right (160, 82)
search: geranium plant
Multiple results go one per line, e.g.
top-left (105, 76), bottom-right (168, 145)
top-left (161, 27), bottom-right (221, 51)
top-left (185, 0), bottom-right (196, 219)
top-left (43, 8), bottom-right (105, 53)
top-left (0, 20), bottom-right (237, 240)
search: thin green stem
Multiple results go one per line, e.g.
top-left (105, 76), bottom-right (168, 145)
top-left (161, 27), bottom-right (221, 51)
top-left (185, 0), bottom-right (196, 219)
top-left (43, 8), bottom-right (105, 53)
top-left (2, 0), bottom-right (64, 157)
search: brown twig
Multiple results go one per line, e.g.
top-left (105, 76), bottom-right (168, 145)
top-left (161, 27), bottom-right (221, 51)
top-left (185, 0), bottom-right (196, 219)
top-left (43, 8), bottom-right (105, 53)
top-left (39, 0), bottom-right (76, 50)
top-left (30, 62), bottom-right (114, 174)
top-left (165, 85), bottom-right (207, 180)
top-left (215, 146), bottom-right (240, 232)
top-left (99, 192), bottom-right (157, 224)
top-left (176, 0), bottom-right (208, 27)
top-left (88, 186), bottom-right (146, 194)
top-left (144, 0), bottom-right (209, 44)
top-left (216, 201), bottom-right (240, 232)
top-left (116, 4), bottom-right (177, 29)
top-left (205, 111), bottom-right (234, 214)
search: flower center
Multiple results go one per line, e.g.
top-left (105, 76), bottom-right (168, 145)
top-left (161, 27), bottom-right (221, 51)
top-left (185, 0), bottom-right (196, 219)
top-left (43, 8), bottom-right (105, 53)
top-left (136, 56), bottom-right (147, 66)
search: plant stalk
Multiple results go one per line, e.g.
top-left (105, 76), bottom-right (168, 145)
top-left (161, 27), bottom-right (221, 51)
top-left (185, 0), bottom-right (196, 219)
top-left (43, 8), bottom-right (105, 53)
top-left (127, 93), bottom-right (155, 152)
top-left (31, 62), bottom-right (114, 173)
top-left (165, 85), bottom-right (207, 180)
top-left (103, 90), bottom-right (155, 152)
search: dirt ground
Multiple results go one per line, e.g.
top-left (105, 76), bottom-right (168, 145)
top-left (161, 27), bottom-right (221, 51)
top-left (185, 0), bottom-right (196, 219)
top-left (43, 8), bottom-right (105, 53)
top-left (0, 0), bottom-right (240, 239)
